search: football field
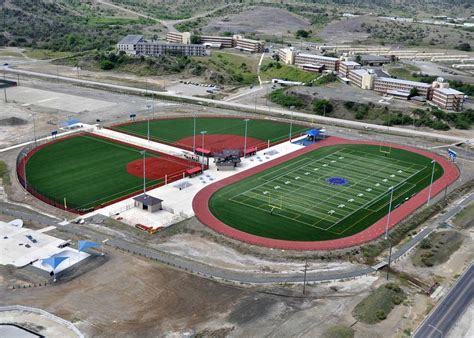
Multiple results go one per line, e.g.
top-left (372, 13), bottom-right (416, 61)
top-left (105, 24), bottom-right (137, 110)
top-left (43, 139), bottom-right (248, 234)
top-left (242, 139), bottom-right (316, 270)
top-left (209, 144), bottom-right (444, 241)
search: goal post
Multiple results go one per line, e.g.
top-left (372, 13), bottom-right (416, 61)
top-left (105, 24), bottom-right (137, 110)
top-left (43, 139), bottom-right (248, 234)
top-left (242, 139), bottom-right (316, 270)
top-left (379, 142), bottom-right (392, 155)
top-left (268, 194), bottom-right (283, 214)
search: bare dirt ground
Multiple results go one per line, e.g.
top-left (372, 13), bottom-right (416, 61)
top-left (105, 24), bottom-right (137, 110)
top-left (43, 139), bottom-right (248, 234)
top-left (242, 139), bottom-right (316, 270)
top-left (202, 6), bottom-right (310, 36)
top-left (317, 16), bottom-right (371, 44)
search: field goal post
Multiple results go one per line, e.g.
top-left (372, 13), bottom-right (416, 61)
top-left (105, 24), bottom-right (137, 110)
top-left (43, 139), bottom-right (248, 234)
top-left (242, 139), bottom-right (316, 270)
top-left (379, 142), bottom-right (392, 156)
top-left (268, 194), bottom-right (283, 214)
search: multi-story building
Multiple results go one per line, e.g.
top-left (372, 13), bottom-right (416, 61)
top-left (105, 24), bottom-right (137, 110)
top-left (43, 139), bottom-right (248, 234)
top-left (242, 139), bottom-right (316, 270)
top-left (278, 48), bottom-right (296, 65)
top-left (432, 88), bottom-right (464, 111)
top-left (117, 35), bottom-right (206, 57)
top-left (201, 35), bottom-right (234, 48)
top-left (348, 69), bottom-right (375, 89)
top-left (294, 53), bottom-right (339, 71)
top-left (234, 35), bottom-right (264, 53)
top-left (373, 77), bottom-right (431, 96)
top-left (338, 61), bottom-right (361, 77)
top-left (166, 32), bottom-right (191, 44)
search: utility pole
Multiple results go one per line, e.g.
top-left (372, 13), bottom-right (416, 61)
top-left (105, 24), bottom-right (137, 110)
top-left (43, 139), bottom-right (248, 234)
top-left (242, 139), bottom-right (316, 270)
top-left (385, 186), bottom-right (394, 240)
top-left (142, 150), bottom-right (146, 194)
top-left (302, 259), bottom-right (309, 294)
top-left (427, 160), bottom-right (436, 206)
top-left (289, 106), bottom-right (295, 142)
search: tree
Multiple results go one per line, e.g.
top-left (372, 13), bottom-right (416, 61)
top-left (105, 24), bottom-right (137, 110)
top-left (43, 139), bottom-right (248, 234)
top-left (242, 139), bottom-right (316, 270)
top-left (100, 60), bottom-right (114, 70)
top-left (409, 87), bottom-right (419, 98)
top-left (295, 29), bottom-right (310, 38)
top-left (355, 54), bottom-right (362, 63)
top-left (456, 43), bottom-right (471, 51)
top-left (313, 99), bottom-right (333, 115)
top-left (190, 34), bottom-right (201, 44)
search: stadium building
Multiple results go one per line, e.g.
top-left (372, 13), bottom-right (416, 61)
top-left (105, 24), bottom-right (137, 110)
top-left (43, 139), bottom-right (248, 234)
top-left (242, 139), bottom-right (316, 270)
top-left (373, 77), bottom-right (432, 97)
top-left (201, 35), bottom-right (234, 48)
top-left (117, 35), bottom-right (206, 57)
top-left (233, 35), bottom-right (265, 53)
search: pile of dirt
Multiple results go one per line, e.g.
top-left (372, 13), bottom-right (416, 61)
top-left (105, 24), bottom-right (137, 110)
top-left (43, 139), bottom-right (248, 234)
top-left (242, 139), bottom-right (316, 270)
top-left (0, 117), bottom-right (28, 126)
top-left (203, 6), bottom-right (310, 36)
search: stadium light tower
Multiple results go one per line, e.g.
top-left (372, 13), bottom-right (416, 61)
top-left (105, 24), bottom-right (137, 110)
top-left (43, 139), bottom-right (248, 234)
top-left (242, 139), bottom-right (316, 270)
top-left (385, 186), bottom-right (394, 240)
top-left (146, 104), bottom-right (152, 141)
top-left (141, 150), bottom-right (147, 194)
top-left (427, 160), bottom-right (436, 206)
top-left (289, 106), bottom-right (295, 142)
top-left (244, 118), bottom-right (250, 156)
top-left (201, 131), bottom-right (207, 172)
top-left (193, 114), bottom-right (196, 153)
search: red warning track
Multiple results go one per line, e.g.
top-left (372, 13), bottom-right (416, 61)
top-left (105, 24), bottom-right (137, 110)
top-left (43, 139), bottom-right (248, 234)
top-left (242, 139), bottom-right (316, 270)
top-left (192, 136), bottom-right (459, 251)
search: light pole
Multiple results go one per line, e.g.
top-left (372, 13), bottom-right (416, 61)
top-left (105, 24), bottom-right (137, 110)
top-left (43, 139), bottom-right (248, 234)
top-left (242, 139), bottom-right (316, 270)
top-left (243, 118), bottom-right (250, 156)
top-left (427, 160), bottom-right (436, 206)
top-left (146, 104), bottom-right (151, 141)
top-left (22, 151), bottom-right (28, 192)
top-left (302, 259), bottom-right (309, 295)
top-left (141, 150), bottom-right (146, 194)
top-left (32, 113), bottom-right (37, 146)
top-left (289, 106), bottom-right (295, 142)
top-left (201, 131), bottom-right (207, 172)
top-left (385, 186), bottom-right (394, 240)
top-left (193, 114), bottom-right (196, 153)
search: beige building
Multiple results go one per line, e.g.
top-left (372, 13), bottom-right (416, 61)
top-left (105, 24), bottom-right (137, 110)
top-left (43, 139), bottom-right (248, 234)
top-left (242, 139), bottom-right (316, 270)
top-left (432, 88), bottom-right (464, 111)
top-left (201, 35), bottom-right (234, 48)
top-left (294, 53), bottom-right (339, 71)
top-left (166, 31), bottom-right (191, 44)
top-left (348, 69), bottom-right (375, 89)
top-left (338, 61), bottom-right (361, 77)
top-left (278, 48), bottom-right (296, 65)
top-left (234, 35), bottom-right (264, 53)
top-left (373, 77), bottom-right (431, 96)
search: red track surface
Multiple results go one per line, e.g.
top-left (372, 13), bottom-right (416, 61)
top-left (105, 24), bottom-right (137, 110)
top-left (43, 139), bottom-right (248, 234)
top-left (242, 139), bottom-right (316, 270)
top-left (192, 137), bottom-right (459, 251)
top-left (177, 134), bottom-right (263, 153)
top-left (127, 157), bottom-right (192, 180)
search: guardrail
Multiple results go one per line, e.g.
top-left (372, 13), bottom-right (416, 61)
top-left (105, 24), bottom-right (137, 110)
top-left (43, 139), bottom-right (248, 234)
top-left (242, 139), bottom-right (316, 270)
top-left (0, 305), bottom-right (84, 338)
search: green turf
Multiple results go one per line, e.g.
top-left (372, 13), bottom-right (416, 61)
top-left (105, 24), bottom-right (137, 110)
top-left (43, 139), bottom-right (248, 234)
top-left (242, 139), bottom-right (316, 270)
top-left (112, 117), bottom-right (309, 146)
top-left (25, 134), bottom-right (165, 211)
top-left (209, 144), bottom-right (444, 241)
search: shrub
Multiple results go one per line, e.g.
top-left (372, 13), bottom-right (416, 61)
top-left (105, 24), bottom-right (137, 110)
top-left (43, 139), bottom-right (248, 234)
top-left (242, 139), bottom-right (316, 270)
top-left (376, 310), bottom-right (387, 320)
top-left (100, 60), bottom-right (114, 70)
top-left (313, 99), bottom-right (333, 115)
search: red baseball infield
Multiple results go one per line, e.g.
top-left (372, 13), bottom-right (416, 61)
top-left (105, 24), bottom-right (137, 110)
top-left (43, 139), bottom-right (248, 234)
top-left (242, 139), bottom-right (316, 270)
top-left (192, 136), bottom-right (459, 251)
top-left (176, 134), bottom-right (264, 153)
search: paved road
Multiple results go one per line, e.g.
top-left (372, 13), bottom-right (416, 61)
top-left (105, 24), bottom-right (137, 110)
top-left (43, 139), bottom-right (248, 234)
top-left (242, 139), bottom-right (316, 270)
top-left (1, 192), bottom-right (472, 284)
top-left (4, 67), bottom-right (471, 144)
top-left (414, 263), bottom-right (474, 338)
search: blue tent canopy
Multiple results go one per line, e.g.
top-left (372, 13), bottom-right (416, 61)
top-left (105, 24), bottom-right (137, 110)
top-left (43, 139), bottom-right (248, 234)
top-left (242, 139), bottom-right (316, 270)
top-left (63, 118), bottom-right (80, 127)
top-left (42, 256), bottom-right (68, 270)
top-left (78, 240), bottom-right (99, 252)
top-left (304, 129), bottom-right (321, 137)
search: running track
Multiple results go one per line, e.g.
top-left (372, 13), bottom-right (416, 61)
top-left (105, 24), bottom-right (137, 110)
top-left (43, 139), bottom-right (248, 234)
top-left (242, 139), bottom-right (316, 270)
top-left (192, 136), bottom-right (459, 250)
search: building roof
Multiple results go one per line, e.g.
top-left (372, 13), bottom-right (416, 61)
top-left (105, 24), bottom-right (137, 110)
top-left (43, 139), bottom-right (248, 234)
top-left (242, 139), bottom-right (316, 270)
top-left (387, 89), bottom-right (411, 97)
top-left (349, 69), bottom-right (369, 76)
top-left (118, 35), bottom-right (144, 45)
top-left (341, 61), bottom-right (361, 66)
top-left (133, 194), bottom-right (162, 206)
top-left (434, 87), bottom-right (464, 95)
top-left (376, 77), bottom-right (431, 88)
top-left (301, 63), bottom-right (324, 68)
top-left (297, 53), bottom-right (338, 61)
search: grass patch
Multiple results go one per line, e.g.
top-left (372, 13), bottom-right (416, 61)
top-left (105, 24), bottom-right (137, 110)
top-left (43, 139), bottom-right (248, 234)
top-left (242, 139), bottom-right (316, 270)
top-left (353, 283), bottom-right (406, 324)
top-left (24, 49), bottom-right (74, 60)
top-left (196, 51), bottom-right (258, 85)
top-left (0, 161), bottom-right (10, 186)
top-left (0, 50), bottom-right (24, 57)
top-left (85, 16), bottom-right (152, 26)
top-left (386, 64), bottom-right (421, 81)
top-left (322, 325), bottom-right (354, 338)
top-left (260, 61), bottom-right (319, 83)
top-left (412, 230), bottom-right (464, 267)
top-left (452, 203), bottom-right (474, 228)
top-left (270, 88), bottom-right (306, 108)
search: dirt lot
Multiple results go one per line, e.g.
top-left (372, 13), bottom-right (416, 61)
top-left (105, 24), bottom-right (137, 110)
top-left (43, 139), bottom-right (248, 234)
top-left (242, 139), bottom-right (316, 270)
top-left (202, 6), bottom-right (310, 37)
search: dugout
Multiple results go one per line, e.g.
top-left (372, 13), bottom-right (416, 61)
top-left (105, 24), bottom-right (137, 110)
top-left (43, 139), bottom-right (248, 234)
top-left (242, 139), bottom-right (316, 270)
top-left (133, 194), bottom-right (162, 213)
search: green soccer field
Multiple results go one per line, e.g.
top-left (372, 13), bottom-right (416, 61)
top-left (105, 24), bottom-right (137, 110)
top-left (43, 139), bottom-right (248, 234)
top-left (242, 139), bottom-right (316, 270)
top-left (25, 134), bottom-right (176, 211)
top-left (112, 117), bottom-right (309, 145)
top-left (209, 144), bottom-right (444, 241)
